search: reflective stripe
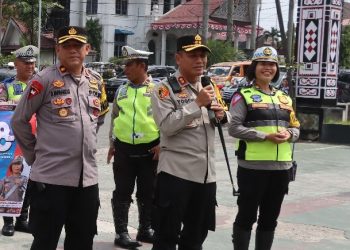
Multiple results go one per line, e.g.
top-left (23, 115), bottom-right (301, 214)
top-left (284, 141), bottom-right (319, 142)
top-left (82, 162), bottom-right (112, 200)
top-left (244, 120), bottom-right (290, 128)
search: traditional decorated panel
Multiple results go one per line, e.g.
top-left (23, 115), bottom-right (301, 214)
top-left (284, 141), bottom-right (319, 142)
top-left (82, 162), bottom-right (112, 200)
top-left (295, 0), bottom-right (342, 104)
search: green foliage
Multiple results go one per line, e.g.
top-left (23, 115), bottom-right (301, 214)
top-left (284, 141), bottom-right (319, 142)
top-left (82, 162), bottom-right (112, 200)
top-left (86, 18), bottom-right (102, 61)
top-left (263, 27), bottom-right (281, 48)
top-left (0, 54), bottom-right (16, 66)
top-left (206, 40), bottom-right (246, 66)
top-left (340, 26), bottom-right (350, 69)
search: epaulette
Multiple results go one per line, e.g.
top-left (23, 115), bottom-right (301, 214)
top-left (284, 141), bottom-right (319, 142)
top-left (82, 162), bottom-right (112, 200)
top-left (167, 75), bottom-right (181, 93)
top-left (87, 68), bottom-right (102, 82)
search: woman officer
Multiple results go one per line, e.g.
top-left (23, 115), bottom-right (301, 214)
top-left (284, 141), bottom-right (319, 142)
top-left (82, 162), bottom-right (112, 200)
top-left (228, 46), bottom-right (300, 250)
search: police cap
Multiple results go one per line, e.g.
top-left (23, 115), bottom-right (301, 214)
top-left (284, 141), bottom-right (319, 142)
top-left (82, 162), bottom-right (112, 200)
top-left (176, 34), bottom-right (211, 53)
top-left (12, 45), bottom-right (39, 63)
top-left (121, 46), bottom-right (153, 61)
top-left (57, 26), bottom-right (88, 44)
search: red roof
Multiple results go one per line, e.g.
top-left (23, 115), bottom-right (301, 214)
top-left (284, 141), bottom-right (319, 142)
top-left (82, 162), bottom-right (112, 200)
top-left (151, 0), bottom-right (257, 35)
top-left (12, 18), bottom-right (29, 35)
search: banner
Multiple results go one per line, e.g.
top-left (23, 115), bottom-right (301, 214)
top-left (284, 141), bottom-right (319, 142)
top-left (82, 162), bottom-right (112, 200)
top-left (0, 104), bottom-right (30, 217)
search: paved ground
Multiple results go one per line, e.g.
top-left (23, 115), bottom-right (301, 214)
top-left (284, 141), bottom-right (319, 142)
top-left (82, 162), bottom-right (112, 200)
top-left (1, 105), bottom-right (350, 249)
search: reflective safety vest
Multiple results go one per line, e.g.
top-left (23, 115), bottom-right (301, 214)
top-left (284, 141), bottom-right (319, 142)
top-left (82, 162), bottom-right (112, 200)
top-left (6, 79), bottom-right (27, 102)
top-left (237, 86), bottom-right (293, 161)
top-left (113, 82), bottom-right (159, 144)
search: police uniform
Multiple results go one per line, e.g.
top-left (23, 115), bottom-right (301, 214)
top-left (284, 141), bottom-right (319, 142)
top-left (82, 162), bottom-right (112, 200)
top-left (228, 47), bottom-right (300, 249)
top-left (151, 35), bottom-right (228, 250)
top-left (109, 45), bottom-right (159, 248)
top-left (11, 26), bottom-right (109, 250)
top-left (1, 45), bottom-right (38, 237)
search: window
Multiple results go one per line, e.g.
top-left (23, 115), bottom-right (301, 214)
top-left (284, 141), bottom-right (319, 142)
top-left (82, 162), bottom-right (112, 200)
top-left (163, 0), bottom-right (171, 14)
top-left (86, 0), bottom-right (98, 15)
top-left (116, 0), bottom-right (128, 15)
top-left (114, 34), bottom-right (127, 57)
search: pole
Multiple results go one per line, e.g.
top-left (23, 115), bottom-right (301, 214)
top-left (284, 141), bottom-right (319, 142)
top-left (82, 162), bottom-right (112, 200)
top-left (202, 0), bottom-right (209, 43)
top-left (227, 0), bottom-right (234, 43)
top-left (0, 0), bottom-right (3, 55)
top-left (287, 0), bottom-right (295, 107)
top-left (37, 0), bottom-right (41, 69)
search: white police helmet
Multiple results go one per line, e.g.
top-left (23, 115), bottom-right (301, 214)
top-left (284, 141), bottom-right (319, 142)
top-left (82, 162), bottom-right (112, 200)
top-left (252, 46), bottom-right (278, 63)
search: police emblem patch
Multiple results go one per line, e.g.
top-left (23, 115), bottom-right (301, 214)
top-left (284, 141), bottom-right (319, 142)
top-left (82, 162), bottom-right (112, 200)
top-left (53, 80), bottom-right (64, 88)
top-left (158, 86), bottom-right (170, 100)
top-left (65, 98), bottom-right (72, 105)
top-left (93, 98), bottom-right (100, 107)
top-left (250, 94), bottom-right (262, 102)
top-left (58, 108), bottom-right (68, 117)
top-left (28, 80), bottom-right (43, 99)
top-left (278, 95), bottom-right (289, 104)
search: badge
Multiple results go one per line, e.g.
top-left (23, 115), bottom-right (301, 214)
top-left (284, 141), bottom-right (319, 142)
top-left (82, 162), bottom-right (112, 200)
top-left (250, 94), bottom-right (262, 102)
top-left (59, 65), bottom-right (66, 73)
top-left (28, 80), bottom-right (43, 99)
top-left (53, 98), bottom-right (65, 106)
top-left (93, 98), bottom-right (100, 107)
top-left (65, 98), bottom-right (72, 105)
top-left (53, 80), bottom-right (64, 88)
top-left (177, 89), bottom-right (188, 98)
top-left (158, 86), bottom-right (170, 100)
top-left (89, 79), bottom-right (98, 89)
top-left (251, 103), bottom-right (269, 109)
top-left (278, 95), bottom-right (289, 104)
top-left (178, 77), bottom-right (186, 85)
top-left (58, 108), bottom-right (68, 117)
top-left (13, 84), bottom-right (23, 95)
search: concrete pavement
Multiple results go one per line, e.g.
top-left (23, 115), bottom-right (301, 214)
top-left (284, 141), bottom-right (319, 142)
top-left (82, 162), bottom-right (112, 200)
top-left (1, 107), bottom-right (350, 249)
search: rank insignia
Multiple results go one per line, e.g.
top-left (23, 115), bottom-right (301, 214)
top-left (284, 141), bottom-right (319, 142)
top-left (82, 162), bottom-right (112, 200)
top-left (58, 108), bottom-right (68, 117)
top-left (28, 80), bottom-right (43, 99)
top-left (53, 80), bottom-right (64, 88)
top-left (158, 85), bottom-right (170, 100)
top-left (177, 89), bottom-right (188, 98)
top-left (178, 77), bottom-right (186, 85)
top-left (89, 79), bottom-right (98, 89)
top-left (53, 98), bottom-right (65, 106)
top-left (251, 94), bottom-right (262, 102)
top-left (93, 98), bottom-right (100, 107)
top-left (278, 95), bottom-right (289, 104)
top-left (65, 98), bottom-right (72, 105)
top-left (59, 65), bottom-right (66, 73)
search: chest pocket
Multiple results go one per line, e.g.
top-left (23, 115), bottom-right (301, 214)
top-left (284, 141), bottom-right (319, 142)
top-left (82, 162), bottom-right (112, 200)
top-left (88, 95), bottom-right (101, 122)
top-left (51, 95), bottom-right (76, 122)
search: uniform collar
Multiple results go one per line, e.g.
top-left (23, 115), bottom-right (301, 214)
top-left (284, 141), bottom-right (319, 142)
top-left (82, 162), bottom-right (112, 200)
top-left (174, 70), bottom-right (200, 87)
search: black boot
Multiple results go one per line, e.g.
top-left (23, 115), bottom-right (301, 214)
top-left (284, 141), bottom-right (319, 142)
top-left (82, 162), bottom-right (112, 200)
top-left (15, 202), bottom-right (30, 233)
top-left (232, 224), bottom-right (251, 250)
top-left (255, 230), bottom-right (274, 250)
top-left (111, 197), bottom-right (142, 248)
top-left (136, 200), bottom-right (154, 243)
top-left (2, 217), bottom-right (15, 236)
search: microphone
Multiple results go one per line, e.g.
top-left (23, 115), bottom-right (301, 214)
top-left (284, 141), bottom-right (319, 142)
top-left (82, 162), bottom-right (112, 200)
top-left (201, 75), bottom-right (218, 125)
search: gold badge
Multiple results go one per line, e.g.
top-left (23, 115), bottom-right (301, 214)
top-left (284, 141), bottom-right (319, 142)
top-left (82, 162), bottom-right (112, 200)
top-left (263, 47), bottom-right (272, 56)
top-left (53, 80), bottom-right (64, 88)
top-left (53, 98), bottom-right (65, 106)
top-left (68, 27), bottom-right (77, 35)
top-left (251, 103), bottom-right (269, 109)
top-left (195, 34), bottom-right (202, 45)
top-left (177, 89), bottom-right (188, 98)
top-left (59, 66), bottom-right (66, 73)
top-left (89, 79), bottom-right (98, 89)
top-left (58, 108), bottom-right (68, 117)
top-left (278, 95), bottom-right (289, 104)
top-left (93, 98), bottom-right (100, 107)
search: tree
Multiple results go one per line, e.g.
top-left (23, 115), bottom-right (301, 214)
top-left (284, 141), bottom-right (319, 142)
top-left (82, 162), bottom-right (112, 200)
top-left (86, 18), bottom-right (102, 61)
top-left (275, 0), bottom-right (287, 55)
top-left (263, 27), bottom-right (281, 48)
top-left (340, 26), bottom-right (350, 69)
top-left (206, 39), bottom-right (246, 66)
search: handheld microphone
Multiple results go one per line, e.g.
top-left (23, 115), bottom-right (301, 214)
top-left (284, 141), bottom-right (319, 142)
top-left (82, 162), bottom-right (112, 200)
top-left (201, 76), bottom-right (218, 124)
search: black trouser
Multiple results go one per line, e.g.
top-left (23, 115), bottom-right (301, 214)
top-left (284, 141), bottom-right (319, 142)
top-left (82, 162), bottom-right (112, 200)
top-left (3, 180), bottom-right (32, 224)
top-left (112, 150), bottom-right (157, 204)
top-left (29, 182), bottom-right (99, 250)
top-left (234, 167), bottom-right (289, 231)
top-left (152, 172), bottom-right (216, 250)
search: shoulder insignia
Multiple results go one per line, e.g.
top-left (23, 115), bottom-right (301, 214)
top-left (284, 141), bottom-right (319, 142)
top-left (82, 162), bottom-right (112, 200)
top-left (28, 80), bottom-right (43, 99)
top-left (158, 85), bottom-right (170, 100)
top-left (59, 65), bottom-right (66, 73)
top-left (278, 95), bottom-right (289, 104)
top-left (231, 93), bottom-right (243, 107)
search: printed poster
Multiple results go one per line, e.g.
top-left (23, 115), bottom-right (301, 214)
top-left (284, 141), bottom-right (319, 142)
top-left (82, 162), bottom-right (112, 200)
top-left (0, 105), bottom-right (30, 217)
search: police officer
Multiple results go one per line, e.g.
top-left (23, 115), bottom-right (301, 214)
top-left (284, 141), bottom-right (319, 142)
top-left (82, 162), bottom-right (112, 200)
top-left (228, 46), bottom-right (300, 250)
top-left (107, 46), bottom-right (159, 249)
top-left (151, 34), bottom-right (228, 250)
top-left (11, 26), bottom-right (109, 250)
top-left (0, 45), bottom-right (38, 236)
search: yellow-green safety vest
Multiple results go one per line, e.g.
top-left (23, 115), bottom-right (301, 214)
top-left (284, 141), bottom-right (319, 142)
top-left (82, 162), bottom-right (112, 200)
top-left (237, 86), bottom-right (293, 161)
top-left (113, 82), bottom-right (159, 144)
